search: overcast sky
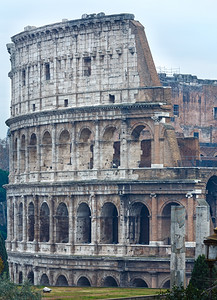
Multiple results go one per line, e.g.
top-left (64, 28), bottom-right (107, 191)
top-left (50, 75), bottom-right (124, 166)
top-left (0, 0), bottom-right (217, 138)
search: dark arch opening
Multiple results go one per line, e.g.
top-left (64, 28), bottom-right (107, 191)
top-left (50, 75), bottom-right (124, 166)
top-left (101, 202), bottom-right (118, 244)
top-left (56, 275), bottom-right (68, 286)
top-left (77, 203), bottom-right (91, 243)
top-left (162, 280), bottom-right (170, 289)
top-left (29, 133), bottom-right (37, 171)
top-left (206, 176), bottom-right (217, 227)
top-left (18, 271), bottom-right (23, 284)
top-left (103, 276), bottom-right (118, 287)
top-left (40, 202), bottom-right (50, 242)
top-left (132, 278), bottom-right (148, 288)
top-left (129, 202), bottom-right (149, 245)
top-left (27, 271), bottom-right (34, 285)
top-left (77, 276), bottom-right (91, 287)
top-left (28, 202), bottom-right (35, 241)
top-left (162, 202), bottom-right (180, 245)
top-left (20, 134), bottom-right (26, 173)
top-left (40, 274), bottom-right (50, 286)
top-left (56, 202), bottom-right (69, 243)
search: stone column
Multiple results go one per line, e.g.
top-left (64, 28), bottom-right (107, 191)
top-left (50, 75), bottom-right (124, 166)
top-left (68, 194), bottom-right (74, 253)
top-left (94, 121), bottom-right (100, 169)
top-left (49, 196), bottom-right (55, 253)
top-left (120, 119), bottom-right (128, 169)
top-left (195, 205), bottom-right (210, 258)
top-left (33, 195), bottom-right (39, 252)
top-left (12, 197), bottom-right (18, 250)
top-left (22, 196), bottom-right (27, 249)
top-left (52, 124), bottom-right (57, 180)
top-left (36, 126), bottom-right (41, 175)
top-left (151, 116), bottom-right (162, 168)
top-left (150, 193), bottom-right (158, 244)
top-left (90, 193), bottom-right (98, 254)
top-left (119, 195), bottom-right (127, 252)
top-left (170, 206), bottom-right (186, 288)
top-left (17, 134), bottom-right (21, 174)
top-left (151, 272), bottom-right (158, 288)
top-left (71, 122), bottom-right (77, 171)
top-left (186, 193), bottom-right (194, 242)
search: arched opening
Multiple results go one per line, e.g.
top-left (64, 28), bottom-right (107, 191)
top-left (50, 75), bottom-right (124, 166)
top-left (161, 202), bottom-right (180, 245)
top-left (102, 126), bottom-right (120, 169)
top-left (56, 202), bottom-right (69, 243)
top-left (28, 202), bottom-right (35, 241)
top-left (18, 202), bottom-right (23, 241)
top-left (77, 203), bottom-right (91, 243)
top-left (18, 271), bottom-right (23, 284)
top-left (77, 276), bottom-right (91, 287)
top-left (101, 202), bottom-right (118, 244)
top-left (132, 278), bottom-right (148, 287)
top-left (58, 130), bottom-right (71, 170)
top-left (40, 202), bottom-right (50, 242)
top-left (27, 271), bottom-right (34, 285)
top-left (162, 280), bottom-right (170, 289)
top-left (56, 275), bottom-right (68, 286)
top-left (40, 274), bottom-right (50, 286)
top-left (78, 128), bottom-right (93, 170)
top-left (206, 176), bottom-right (217, 227)
top-left (29, 133), bottom-right (37, 171)
top-left (13, 138), bottom-right (18, 172)
top-left (130, 125), bottom-right (152, 168)
top-left (41, 131), bottom-right (52, 171)
top-left (20, 135), bottom-right (26, 173)
top-left (103, 276), bottom-right (118, 287)
top-left (129, 202), bottom-right (149, 244)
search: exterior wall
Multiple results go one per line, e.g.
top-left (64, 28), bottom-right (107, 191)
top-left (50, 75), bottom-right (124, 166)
top-left (6, 13), bottom-right (216, 288)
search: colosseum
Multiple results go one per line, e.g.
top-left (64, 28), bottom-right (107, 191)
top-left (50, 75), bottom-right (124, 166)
top-left (5, 13), bottom-right (217, 288)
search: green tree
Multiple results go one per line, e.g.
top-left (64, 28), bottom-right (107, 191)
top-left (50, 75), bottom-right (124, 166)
top-left (0, 231), bottom-right (9, 278)
top-left (0, 275), bottom-right (41, 300)
top-left (190, 254), bottom-right (217, 290)
top-left (0, 169), bottom-right (8, 240)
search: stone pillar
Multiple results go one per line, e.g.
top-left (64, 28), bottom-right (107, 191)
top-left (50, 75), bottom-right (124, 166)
top-left (150, 193), bottom-right (158, 244)
top-left (49, 196), bottom-right (55, 253)
top-left (151, 116), bottom-right (162, 168)
top-left (170, 206), bottom-right (186, 288)
top-left (151, 272), bottom-right (158, 288)
top-left (17, 134), bottom-right (21, 174)
top-left (36, 126), bottom-right (41, 174)
top-left (119, 195), bottom-right (127, 251)
top-left (68, 194), bottom-right (74, 253)
top-left (195, 205), bottom-right (210, 258)
top-left (52, 124), bottom-right (57, 174)
top-left (12, 197), bottom-right (17, 250)
top-left (33, 195), bottom-right (39, 252)
top-left (22, 196), bottom-right (27, 248)
top-left (120, 119), bottom-right (128, 169)
top-left (186, 193), bottom-right (194, 242)
top-left (94, 121), bottom-right (100, 169)
top-left (71, 122), bottom-right (77, 171)
top-left (90, 193), bottom-right (98, 254)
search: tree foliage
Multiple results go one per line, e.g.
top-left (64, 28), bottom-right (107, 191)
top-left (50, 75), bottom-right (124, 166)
top-left (0, 275), bottom-right (42, 300)
top-left (0, 232), bottom-right (9, 278)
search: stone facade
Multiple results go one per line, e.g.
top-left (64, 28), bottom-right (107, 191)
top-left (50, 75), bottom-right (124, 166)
top-left (5, 13), bottom-right (217, 288)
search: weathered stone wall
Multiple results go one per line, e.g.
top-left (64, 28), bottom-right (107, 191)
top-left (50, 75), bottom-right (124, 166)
top-left (6, 13), bottom-right (216, 288)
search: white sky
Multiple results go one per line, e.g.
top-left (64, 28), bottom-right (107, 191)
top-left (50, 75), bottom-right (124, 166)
top-left (0, 0), bottom-right (217, 138)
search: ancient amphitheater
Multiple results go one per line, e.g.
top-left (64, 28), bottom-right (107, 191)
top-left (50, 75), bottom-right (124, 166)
top-left (5, 13), bottom-right (217, 288)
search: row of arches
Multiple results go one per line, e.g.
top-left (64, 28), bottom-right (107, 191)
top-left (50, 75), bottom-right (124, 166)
top-left (14, 200), bottom-right (180, 245)
top-left (18, 270), bottom-right (170, 288)
top-left (13, 123), bottom-right (154, 173)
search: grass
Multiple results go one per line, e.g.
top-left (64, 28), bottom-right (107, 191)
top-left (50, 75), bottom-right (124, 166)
top-left (40, 286), bottom-right (164, 300)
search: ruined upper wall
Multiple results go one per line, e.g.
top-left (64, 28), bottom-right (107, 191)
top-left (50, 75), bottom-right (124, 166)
top-left (7, 13), bottom-right (163, 118)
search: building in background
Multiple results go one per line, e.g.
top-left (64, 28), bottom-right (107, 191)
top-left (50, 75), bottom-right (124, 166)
top-left (5, 13), bottom-right (217, 288)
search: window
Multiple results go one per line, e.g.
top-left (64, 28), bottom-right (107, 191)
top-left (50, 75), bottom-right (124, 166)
top-left (45, 63), bottom-right (50, 80)
top-left (22, 69), bottom-right (26, 86)
top-left (214, 107), bottom-right (217, 119)
top-left (64, 99), bottom-right (68, 107)
top-left (109, 94), bottom-right (115, 103)
top-left (83, 57), bottom-right (91, 76)
top-left (32, 104), bottom-right (35, 111)
top-left (173, 104), bottom-right (179, 116)
top-left (194, 132), bottom-right (199, 139)
top-left (170, 117), bottom-right (175, 122)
